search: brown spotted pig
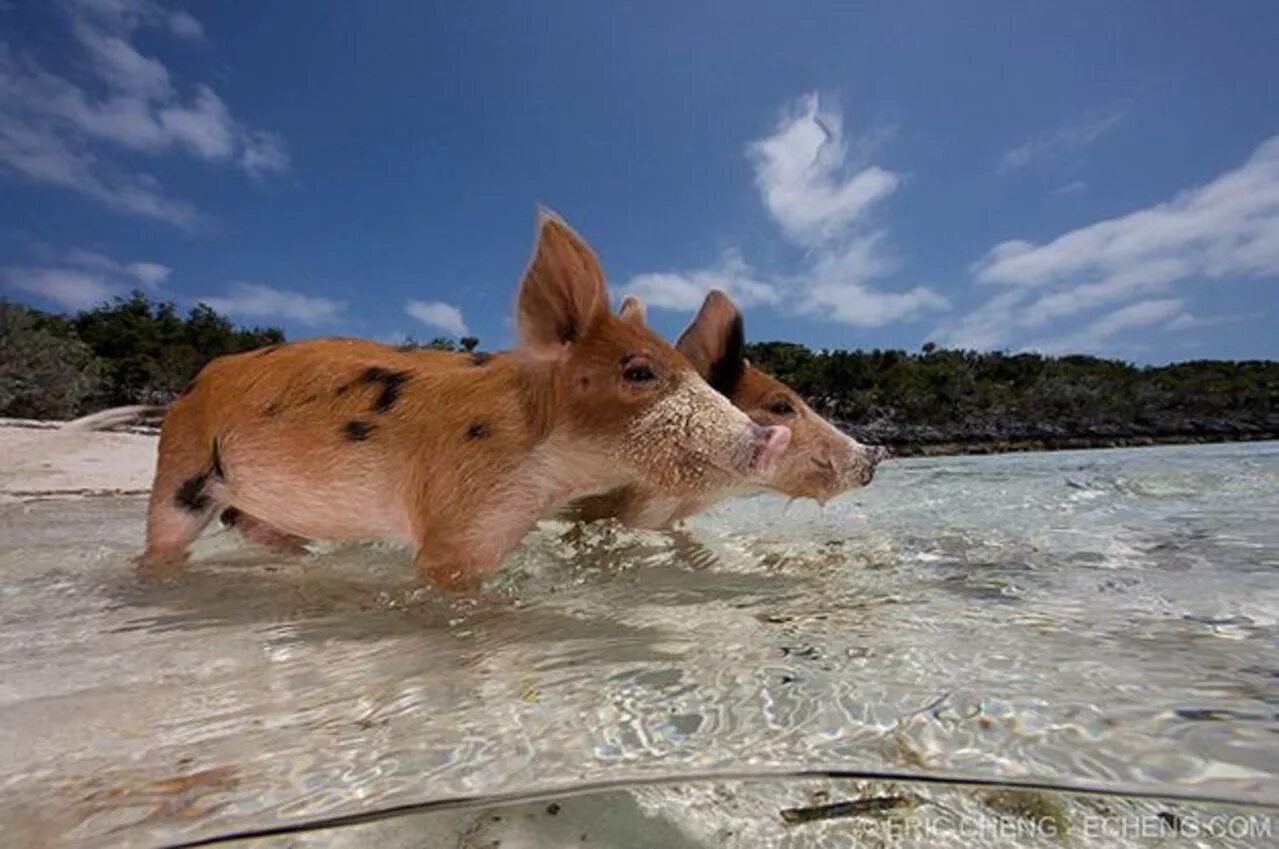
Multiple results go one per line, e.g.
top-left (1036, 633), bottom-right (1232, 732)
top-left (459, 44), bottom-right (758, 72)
top-left (569, 289), bottom-right (887, 527)
top-left (69, 211), bottom-right (791, 589)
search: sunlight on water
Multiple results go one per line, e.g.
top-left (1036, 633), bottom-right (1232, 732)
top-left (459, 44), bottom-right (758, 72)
top-left (1, 442), bottom-right (1277, 848)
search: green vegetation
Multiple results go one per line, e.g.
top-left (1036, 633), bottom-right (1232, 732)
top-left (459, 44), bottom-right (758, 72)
top-left (2, 293), bottom-right (1275, 454)
top-left (747, 341), bottom-right (1279, 453)
top-left (1, 293), bottom-right (282, 418)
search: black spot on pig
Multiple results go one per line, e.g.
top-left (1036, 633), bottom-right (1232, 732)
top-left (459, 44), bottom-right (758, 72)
top-left (361, 366), bottom-right (411, 413)
top-left (344, 420), bottom-right (375, 442)
top-left (175, 475), bottom-right (210, 512)
top-left (174, 442), bottom-right (225, 513)
top-left (466, 421), bottom-right (490, 440)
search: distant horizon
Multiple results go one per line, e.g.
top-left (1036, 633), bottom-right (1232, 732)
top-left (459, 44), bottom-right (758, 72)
top-left (2, 2), bottom-right (1277, 365)
top-left (8, 288), bottom-right (1277, 369)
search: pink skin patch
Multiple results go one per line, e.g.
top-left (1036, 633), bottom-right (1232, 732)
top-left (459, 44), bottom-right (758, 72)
top-left (747, 424), bottom-right (791, 476)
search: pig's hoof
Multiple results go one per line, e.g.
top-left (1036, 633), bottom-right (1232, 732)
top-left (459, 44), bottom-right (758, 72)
top-left (133, 550), bottom-right (187, 576)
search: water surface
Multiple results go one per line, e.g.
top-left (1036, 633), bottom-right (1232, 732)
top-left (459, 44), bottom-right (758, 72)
top-left (1, 442), bottom-right (1276, 847)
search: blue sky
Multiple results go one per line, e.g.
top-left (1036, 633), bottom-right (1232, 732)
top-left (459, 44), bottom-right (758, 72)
top-left (2, 1), bottom-right (1277, 363)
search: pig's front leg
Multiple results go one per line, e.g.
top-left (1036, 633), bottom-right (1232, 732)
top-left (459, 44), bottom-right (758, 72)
top-left (414, 544), bottom-right (495, 592)
top-left (413, 503), bottom-right (543, 591)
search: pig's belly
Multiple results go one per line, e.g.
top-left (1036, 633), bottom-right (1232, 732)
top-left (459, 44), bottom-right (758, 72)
top-left (219, 473), bottom-right (411, 542)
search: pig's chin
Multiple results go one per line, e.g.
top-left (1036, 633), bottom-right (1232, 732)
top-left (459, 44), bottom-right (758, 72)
top-left (775, 464), bottom-right (848, 502)
top-left (623, 446), bottom-right (737, 495)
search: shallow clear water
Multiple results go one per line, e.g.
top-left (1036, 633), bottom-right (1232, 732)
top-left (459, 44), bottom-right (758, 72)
top-left (1, 442), bottom-right (1276, 848)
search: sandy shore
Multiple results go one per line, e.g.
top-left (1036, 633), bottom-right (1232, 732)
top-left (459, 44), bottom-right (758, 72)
top-left (0, 419), bottom-right (156, 502)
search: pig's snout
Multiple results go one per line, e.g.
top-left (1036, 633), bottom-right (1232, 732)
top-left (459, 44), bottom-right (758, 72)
top-left (816, 441), bottom-right (889, 486)
top-left (747, 424), bottom-right (791, 477)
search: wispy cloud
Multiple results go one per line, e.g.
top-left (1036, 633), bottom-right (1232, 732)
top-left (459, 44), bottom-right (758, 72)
top-left (405, 299), bottom-right (468, 337)
top-left (623, 248), bottom-right (780, 311)
top-left (3, 245), bottom-right (170, 309)
top-left (166, 10), bottom-right (204, 41)
top-left (3, 266), bottom-right (120, 310)
top-left (943, 134), bottom-right (1279, 351)
top-left (1026, 297), bottom-right (1184, 355)
top-left (999, 104), bottom-right (1128, 172)
top-left (796, 234), bottom-right (948, 327)
top-left (64, 247), bottom-right (169, 288)
top-left (622, 93), bottom-right (947, 328)
top-left (201, 282), bottom-right (345, 326)
top-left (0, 0), bottom-right (288, 224)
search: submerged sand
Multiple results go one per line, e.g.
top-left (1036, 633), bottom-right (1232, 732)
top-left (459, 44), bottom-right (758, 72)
top-left (0, 419), bottom-right (156, 502)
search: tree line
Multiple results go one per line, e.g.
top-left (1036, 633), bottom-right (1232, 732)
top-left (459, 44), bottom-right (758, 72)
top-left (2, 292), bottom-right (1275, 453)
top-left (746, 341), bottom-right (1279, 452)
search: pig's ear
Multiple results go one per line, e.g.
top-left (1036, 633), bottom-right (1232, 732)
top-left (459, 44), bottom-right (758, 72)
top-left (618, 294), bottom-right (647, 326)
top-left (516, 208), bottom-right (608, 354)
top-left (676, 289), bottom-right (746, 395)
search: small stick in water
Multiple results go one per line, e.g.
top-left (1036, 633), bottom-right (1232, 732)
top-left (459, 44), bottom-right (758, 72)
top-left (780, 794), bottom-right (917, 824)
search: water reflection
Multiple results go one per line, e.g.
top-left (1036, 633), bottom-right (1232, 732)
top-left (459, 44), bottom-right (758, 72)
top-left (0, 442), bottom-right (1276, 848)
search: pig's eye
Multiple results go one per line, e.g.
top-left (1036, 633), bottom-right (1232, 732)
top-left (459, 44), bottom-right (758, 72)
top-left (623, 363), bottom-right (656, 384)
top-left (767, 398), bottom-right (796, 417)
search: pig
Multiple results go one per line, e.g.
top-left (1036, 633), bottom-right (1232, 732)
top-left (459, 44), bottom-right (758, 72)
top-left (567, 289), bottom-right (887, 528)
top-left (69, 211), bottom-right (790, 589)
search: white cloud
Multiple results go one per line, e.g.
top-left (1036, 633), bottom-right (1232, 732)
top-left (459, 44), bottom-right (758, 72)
top-left (622, 93), bottom-right (946, 330)
top-left (405, 299), bottom-right (468, 337)
top-left (64, 248), bottom-right (122, 271)
top-left (999, 105), bottom-right (1127, 172)
top-left (2, 245), bottom-right (172, 310)
top-left (1056, 180), bottom-right (1086, 196)
top-left (1026, 298), bottom-right (1184, 354)
top-left (63, 247), bottom-right (169, 288)
top-left (125, 260), bottom-right (169, 286)
top-left (167, 10), bottom-right (204, 40)
top-left (201, 282), bottom-right (345, 326)
top-left (0, 0), bottom-right (287, 223)
top-left (797, 235), bottom-right (949, 327)
top-left (747, 93), bottom-right (899, 247)
top-left (157, 84), bottom-right (237, 160)
top-left (0, 115), bottom-right (202, 224)
top-left (239, 129), bottom-right (289, 177)
top-left (943, 134), bottom-right (1279, 352)
top-left (622, 249), bottom-right (780, 311)
top-left (2, 266), bottom-right (119, 309)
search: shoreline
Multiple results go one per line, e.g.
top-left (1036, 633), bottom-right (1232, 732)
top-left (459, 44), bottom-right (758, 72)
top-left (3, 418), bottom-right (1274, 506)
top-left (884, 430), bottom-right (1279, 457)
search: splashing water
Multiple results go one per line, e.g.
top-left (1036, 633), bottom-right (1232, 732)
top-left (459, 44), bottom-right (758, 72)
top-left (1, 442), bottom-right (1276, 847)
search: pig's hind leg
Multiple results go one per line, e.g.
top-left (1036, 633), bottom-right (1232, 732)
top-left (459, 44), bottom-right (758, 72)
top-left (138, 418), bottom-right (224, 573)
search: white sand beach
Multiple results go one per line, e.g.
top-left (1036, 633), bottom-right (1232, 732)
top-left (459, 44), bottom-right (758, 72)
top-left (0, 419), bottom-right (156, 502)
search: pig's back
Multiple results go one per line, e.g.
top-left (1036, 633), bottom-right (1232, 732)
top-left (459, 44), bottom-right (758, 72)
top-left (174, 339), bottom-right (529, 542)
